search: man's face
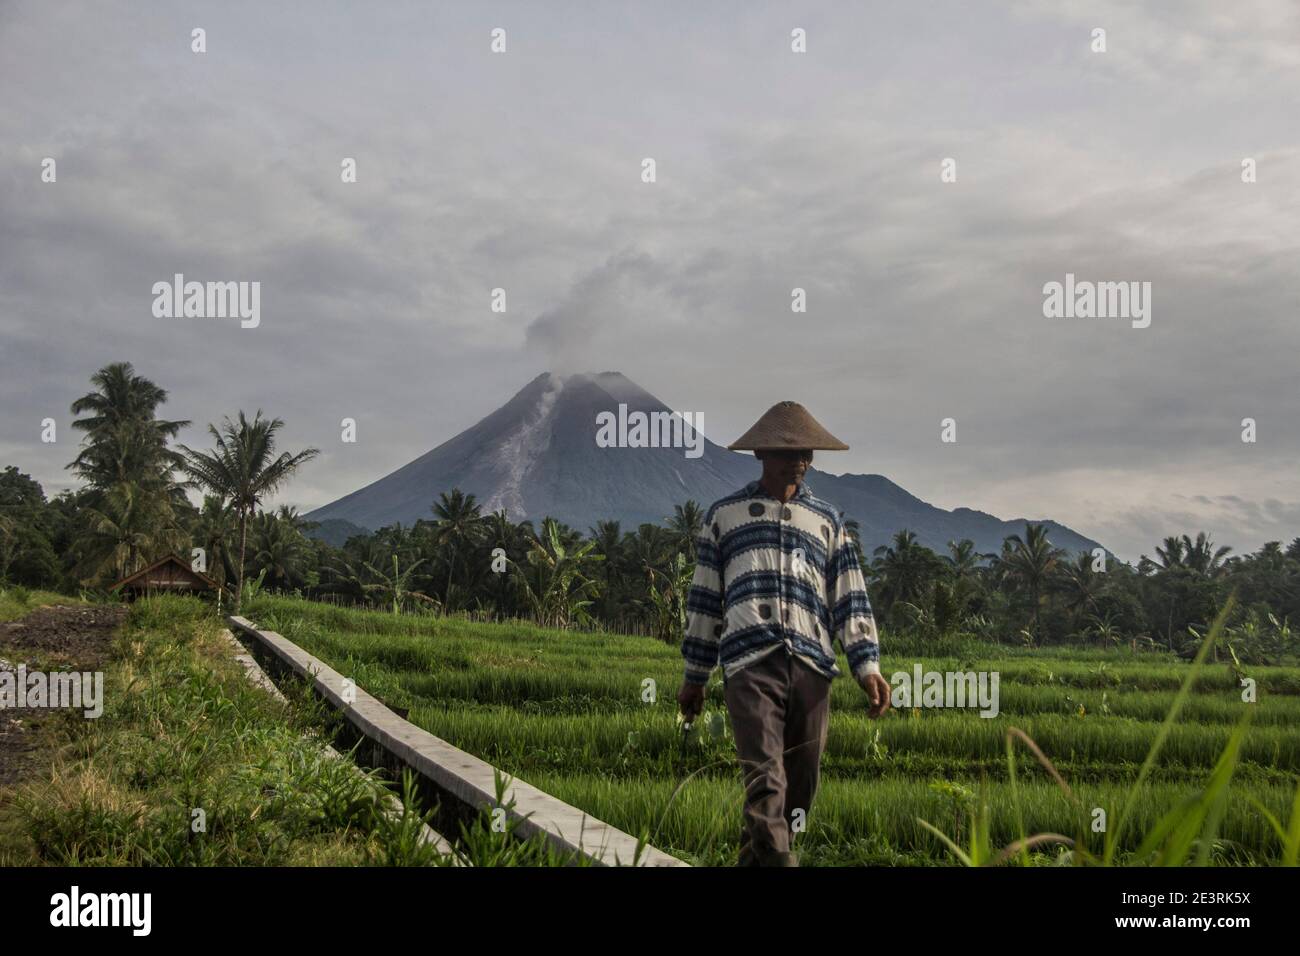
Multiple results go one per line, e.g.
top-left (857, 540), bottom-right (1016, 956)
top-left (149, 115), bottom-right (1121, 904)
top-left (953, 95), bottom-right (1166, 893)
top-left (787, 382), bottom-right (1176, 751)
top-left (757, 448), bottom-right (813, 486)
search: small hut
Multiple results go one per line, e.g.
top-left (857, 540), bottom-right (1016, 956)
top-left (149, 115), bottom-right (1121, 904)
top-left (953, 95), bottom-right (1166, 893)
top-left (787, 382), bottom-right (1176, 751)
top-left (111, 554), bottom-right (221, 600)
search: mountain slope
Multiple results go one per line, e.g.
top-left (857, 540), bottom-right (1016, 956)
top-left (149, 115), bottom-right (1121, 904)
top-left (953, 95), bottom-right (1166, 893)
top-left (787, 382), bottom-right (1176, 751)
top-left (305, 371), bottom-right (1105, 557)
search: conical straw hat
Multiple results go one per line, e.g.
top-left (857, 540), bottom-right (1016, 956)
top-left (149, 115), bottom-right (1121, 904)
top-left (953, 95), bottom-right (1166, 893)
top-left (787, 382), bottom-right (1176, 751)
top-left (727, 401), bottom-right (849, 451)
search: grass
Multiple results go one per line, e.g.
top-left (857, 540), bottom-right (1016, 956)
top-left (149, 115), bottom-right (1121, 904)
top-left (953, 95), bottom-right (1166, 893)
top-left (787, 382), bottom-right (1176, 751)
top-left (3, 594), bottom-right (597, 865)
top-left (0, 587), bottom-right (88, 622)
top-left (243, 594), bottom-right (1300, 866)
top-left (4, 595), bottom-right (409, 864)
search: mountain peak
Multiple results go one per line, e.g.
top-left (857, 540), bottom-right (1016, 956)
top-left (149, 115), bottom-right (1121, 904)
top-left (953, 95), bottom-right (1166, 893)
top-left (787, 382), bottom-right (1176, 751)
top-left (306, 372), bottom-right (1106, 557)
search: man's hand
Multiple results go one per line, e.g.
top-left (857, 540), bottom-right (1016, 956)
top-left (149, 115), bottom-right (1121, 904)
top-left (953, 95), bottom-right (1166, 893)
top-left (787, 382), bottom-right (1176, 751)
top-left (677, 682), bottom-right (706, 721)
top-left (856, 671), bottom-right (892, 718)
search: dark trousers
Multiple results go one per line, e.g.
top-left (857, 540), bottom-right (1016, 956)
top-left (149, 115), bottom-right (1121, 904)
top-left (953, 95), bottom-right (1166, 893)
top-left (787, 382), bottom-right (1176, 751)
top-left (723, 645), bottom-right (832, 866)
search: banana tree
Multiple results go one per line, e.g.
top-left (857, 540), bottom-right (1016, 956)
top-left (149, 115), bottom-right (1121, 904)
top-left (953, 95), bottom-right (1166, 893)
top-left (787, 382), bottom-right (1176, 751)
top-left (510, 518), bottom-right (603, 628)
top-left (363, 553), bottom-right (438, 615)
top-left (646, 551), bottom-right (694, 645)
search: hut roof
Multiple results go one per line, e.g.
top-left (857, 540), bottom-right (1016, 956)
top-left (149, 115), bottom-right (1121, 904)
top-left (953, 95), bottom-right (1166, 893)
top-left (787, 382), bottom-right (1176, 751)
top-left (111, 554), bottom-right (220, 592)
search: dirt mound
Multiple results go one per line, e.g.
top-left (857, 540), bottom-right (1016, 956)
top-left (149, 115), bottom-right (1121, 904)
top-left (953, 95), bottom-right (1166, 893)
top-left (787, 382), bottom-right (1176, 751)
top-left (0, 604), bottom-right (127, 669)
top-left (0, 603), bottom-right (127, 790)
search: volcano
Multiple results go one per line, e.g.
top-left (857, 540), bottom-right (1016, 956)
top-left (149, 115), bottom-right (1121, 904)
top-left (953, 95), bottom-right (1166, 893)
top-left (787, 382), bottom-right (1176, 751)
top-left (305, 371), bottom-right (1106, 557)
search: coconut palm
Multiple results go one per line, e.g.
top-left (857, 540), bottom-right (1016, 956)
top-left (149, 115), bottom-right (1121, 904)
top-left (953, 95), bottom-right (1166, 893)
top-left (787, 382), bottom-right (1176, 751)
top-left (1083, 610), bottom-right (1125, 648)
top-left (72, 480), bottom-right (186, 584)
top-left (1179, 532), bottom-right (1232, 578)
top-left (249, 510), bottom-right (312, 591)
top-left (66, 363), bottom-right (191, 582)
top-left (323, 545), bottom-right (386, 604)
top-left (871, 529), bottom-right (945, 622)
top-left (430, 489), bottom-right (486, 608)
top-left (481, 509), bottom-right (529, 617)
top-left (1141, 532), bottom-right (1233, 650)
top-left (1152, 535), bottom-right (1187, 571)
top-left (996, 523), bottom-right (1065, 642)
top-left (844, 518), bottom-right (867, 572)
top-left (68, 362), bottom-right (189, 492)
top-left (668, 500), bottom-right (704, 561)
top-left (178, 410), bottom-right (319, 612)
top-left (626, 523), bottom-right (674, 581)
top-left (275, 504), bottom-right (317, 535)
top-left (945, 539), bottom-right (985, 579)
top-left (1055, 551), bottom-right (1106, 633)
top-left (193, 494), bottom-right (235, 586)
top-left (588, 519), bottom-right (625, 618)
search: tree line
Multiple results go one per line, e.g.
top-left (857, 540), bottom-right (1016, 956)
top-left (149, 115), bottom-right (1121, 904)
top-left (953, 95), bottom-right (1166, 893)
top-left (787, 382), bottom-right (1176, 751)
top-left (2, 362), bottom-right (1297, 664)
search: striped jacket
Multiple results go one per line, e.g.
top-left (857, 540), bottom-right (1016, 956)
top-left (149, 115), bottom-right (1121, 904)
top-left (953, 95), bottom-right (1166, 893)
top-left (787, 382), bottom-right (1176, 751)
top-left (681, 479), bottom-right (881, 686)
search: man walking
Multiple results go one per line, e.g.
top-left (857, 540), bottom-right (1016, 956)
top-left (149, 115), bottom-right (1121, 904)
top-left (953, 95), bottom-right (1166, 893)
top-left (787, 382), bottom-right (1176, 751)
top-left (676, 400), bottom-right (890, 866)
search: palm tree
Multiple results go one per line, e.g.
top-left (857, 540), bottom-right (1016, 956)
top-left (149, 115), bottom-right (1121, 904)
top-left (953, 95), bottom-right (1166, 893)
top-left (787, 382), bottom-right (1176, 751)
top-left (996, 523), bottom-right (1065, 642)
top-left (668, 500), bottom-right (704, 561)
top-left (323, 545), bottom-right (386, 604)
top-left (1055, 551), bottom-right (1105, 635)
top-left (193, 494), bottom-right (235, 586)
top-left (626, 523), bottom-right (673, 581)
top-left (1152, 535), bottom-right (1187, 571)
top-left (72, 480), bottom-right (186, 584)
top-left (482, 509), bottom-right (529, 617)
top-left (1180, 532), bottom-right (1232, 578)
top-left (945, 539), bottom-right (984, 579)
top-left (1142, 532), bottom-right (1232, 650)
top-left (68, 362), bottom-right (189, 492)
top-left (178, 410), bottom-right (319, 612)
top-left (430, 489), bottom-right (486, 609)
top-left (1083, 609), bottom-right (1124, 648)
top-left (588, 519), bottom-right (624, 618)
top-left (249, 510), bottom-right (312, 590)
top-left (870, 529), bottom-right (945, 621)
top-left (275, 504), bottom-right (318, 535)
top-left (844, 518), bottom-right (867, 572)
top-left (66, 363), bottom-right (191, 582)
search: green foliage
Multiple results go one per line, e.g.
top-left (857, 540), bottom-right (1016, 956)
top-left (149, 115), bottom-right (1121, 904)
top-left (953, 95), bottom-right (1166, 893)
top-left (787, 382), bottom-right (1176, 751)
top-left (8, 593), bottom-right (455, 866)
top-left (8, 363), bottom-right (1299, 645)
top-left (178, 409), bottom-right (320, 612)
top-left (248, 593), bottom-right (1300, 866)
top-left (360, 553), bottom-right (437, 615)
top-left (510, 517), bottom-right (603, 628)
top-left (646, 551), bottom-right (693, 645)
top-left (64, 363), bottom-right (192, 586)
top-left (449, 769), bottom-right (595, 867)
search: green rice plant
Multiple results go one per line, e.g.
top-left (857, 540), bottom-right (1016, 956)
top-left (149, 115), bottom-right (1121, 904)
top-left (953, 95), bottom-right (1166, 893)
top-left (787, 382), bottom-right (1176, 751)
top-left (1246, 778), bottom-right (1300, 866)
top-left (914, 597), bottom-right (1278, 866)
top-left (451, 768), bottom-right (594, 867)
top-left (1102, 597), bottom-right (1239, 864)
top-left (238, 593), bottom-right (1300, 866)
top-left (1126, 716), bottom-right (1250, 866)
top-left (368, 770), bottom-right (447, 867)
top-left (916, 780), bottom-right (1074, 868)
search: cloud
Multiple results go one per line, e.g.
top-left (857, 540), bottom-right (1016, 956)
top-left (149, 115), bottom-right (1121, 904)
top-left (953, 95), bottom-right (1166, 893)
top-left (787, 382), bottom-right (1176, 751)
top-left (0, 0), bottom-right (1295, 558)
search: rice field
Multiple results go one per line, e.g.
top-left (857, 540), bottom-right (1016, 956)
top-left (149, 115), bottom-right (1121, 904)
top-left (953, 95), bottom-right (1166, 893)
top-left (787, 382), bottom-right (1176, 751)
top-left (244, 594), bottom-right (1300, 866)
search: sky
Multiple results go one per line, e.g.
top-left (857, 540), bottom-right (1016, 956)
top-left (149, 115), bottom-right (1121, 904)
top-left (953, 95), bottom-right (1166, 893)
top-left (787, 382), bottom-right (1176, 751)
top-left (1, 0), bottom-right (1297, 564)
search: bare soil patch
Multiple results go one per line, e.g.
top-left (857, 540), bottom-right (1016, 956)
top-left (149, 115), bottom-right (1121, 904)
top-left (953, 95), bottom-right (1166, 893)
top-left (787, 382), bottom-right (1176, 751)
top-left (0, 604), bottom-right (126, 787)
